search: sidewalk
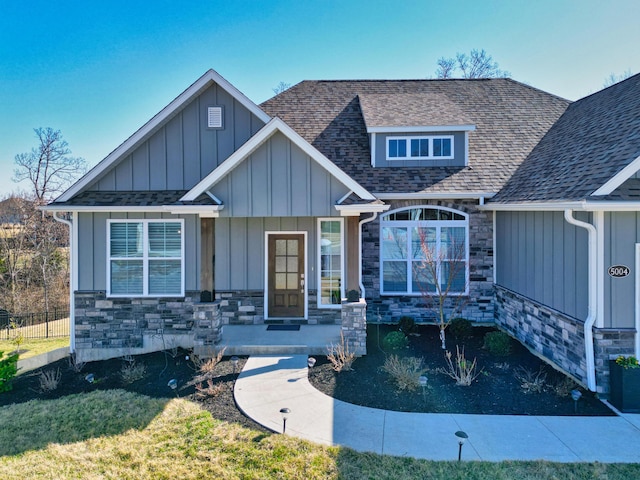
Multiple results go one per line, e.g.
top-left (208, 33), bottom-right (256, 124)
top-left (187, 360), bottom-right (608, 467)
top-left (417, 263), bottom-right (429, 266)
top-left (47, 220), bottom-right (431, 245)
top-left (234, 355), bottom-right (640, 463)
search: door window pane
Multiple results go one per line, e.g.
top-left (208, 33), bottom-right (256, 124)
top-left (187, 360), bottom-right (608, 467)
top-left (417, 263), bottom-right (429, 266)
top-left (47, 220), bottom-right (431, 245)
top-left (320, 220), bottom-right (343, 306)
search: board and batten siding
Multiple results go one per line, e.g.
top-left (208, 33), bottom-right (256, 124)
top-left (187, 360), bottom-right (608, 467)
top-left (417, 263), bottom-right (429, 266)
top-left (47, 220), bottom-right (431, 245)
top-left (214, 217), bottom-right (319, 291)
top-left (495, 211), bottom-right (589, 321)
top-left (373, 131), bottom-right (466, 167)
top-left (603, 211), bottom-right (640, 329)
top-left (88, 83), bottom-right (265, 191)
top-left (77, 212), bottom-right (200, 292)
top-left (210, 131), bottom-right (351, 217)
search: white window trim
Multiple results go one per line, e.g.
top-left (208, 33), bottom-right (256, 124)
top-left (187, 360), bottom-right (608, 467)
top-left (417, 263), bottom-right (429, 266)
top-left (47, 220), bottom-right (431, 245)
top-left (386, 135), bottom-right (454, 161)
top-left (107, 219), bottom-right (185, 298)
top-left (317, 218), bottom-right (345, 309)
top-left (379, 206), bottom-right (469, 296)
top-left (263, 231), bottom-right (308, 320)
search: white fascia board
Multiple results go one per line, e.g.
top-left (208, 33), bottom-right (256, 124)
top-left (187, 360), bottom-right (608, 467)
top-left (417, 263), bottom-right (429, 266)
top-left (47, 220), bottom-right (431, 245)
top-left (591, 155), bottom-right (640, 196)
top-left (56, 69), bottom-right (271, 203)
top-left (482, 200), bottom-right (640, 212)
top-left (375, 192), bottom-right (496, 200)
top-left (367, 125), bottom-right (476, 134)
top-left (182, 117), bottom-right (375, 202)
top-left (335, 204), bottom-right (390, 216)
top-left (41, 205), bottom-right (223, 215)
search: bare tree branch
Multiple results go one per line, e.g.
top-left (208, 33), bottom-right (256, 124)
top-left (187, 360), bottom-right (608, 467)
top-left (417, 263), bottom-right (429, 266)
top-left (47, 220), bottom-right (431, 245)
top-left (272, 81), bottom-right (291, 95)
top-left (435, 49), bottom-right (510, 79)
top-left (12, 128), bottom-right (87, 203)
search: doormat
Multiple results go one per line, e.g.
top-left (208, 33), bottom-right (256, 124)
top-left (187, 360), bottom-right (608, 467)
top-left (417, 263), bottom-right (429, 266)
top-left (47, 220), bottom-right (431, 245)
top-left (266, 325), bottom-right (301, 331)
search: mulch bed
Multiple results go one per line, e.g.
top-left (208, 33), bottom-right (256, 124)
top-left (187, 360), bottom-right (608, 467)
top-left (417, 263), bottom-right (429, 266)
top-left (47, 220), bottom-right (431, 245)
top-left (309, 324), bottom-right (614, 416)
top-left (1, 324), bottom-right (613, 427)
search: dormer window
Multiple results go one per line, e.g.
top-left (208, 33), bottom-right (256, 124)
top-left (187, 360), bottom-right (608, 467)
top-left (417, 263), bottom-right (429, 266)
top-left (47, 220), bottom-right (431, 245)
top-left (387, 135), bottom-right (453, 161)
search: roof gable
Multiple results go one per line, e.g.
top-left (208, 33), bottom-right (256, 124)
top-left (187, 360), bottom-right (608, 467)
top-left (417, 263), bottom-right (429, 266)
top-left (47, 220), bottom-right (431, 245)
top-left (181, 117), bottom-right (375, 202)
top-left (56, 69), bottom-right (271, 203)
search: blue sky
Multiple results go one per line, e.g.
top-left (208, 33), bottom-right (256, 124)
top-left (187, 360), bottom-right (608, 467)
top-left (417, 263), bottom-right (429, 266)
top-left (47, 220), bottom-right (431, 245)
top-left (1, 0), bottom-right (639, 197)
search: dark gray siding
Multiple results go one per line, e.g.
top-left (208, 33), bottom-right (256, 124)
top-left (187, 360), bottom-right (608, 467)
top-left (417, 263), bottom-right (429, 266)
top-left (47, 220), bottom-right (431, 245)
top-left (214, 217), bottom-right (318, 291)
top-left (604, 211), bottom-right (640, 329)
top-left (77, 212), bottom-right (199, 292)
top-left (210, 132), bottom-right (350, 217)
top-left (88, 83), bottom-right (265, 191)
top-left (495, 211), bottom-right (589, 320)
top-left (373, 131), bottom-right (466, 167)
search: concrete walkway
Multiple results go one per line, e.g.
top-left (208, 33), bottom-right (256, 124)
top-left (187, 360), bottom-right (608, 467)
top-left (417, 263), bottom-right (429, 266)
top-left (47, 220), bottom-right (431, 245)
top-left (234, 355), bottom-right (640, 463)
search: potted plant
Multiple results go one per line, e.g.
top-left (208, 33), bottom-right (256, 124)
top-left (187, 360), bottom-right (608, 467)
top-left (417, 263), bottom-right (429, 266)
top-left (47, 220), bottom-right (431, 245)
top-left (609, 355), bottom-right (640, 413)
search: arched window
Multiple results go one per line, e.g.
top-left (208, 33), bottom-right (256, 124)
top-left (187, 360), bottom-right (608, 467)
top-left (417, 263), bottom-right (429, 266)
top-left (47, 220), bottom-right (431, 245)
top-left (380, 206), bottom-right (468, 295)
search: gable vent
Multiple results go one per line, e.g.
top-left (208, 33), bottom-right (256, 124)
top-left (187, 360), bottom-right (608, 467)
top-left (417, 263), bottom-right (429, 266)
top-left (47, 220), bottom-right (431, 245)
top-left (207, 106), bottom-right (223, 128)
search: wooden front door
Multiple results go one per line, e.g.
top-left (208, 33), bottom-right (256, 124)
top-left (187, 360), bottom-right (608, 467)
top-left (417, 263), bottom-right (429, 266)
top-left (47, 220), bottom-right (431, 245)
top-left (268, 234), bottom-right (305, 318)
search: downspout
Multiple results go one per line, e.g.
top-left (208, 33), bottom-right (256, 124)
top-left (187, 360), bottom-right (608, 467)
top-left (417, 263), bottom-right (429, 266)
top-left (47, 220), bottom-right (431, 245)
top-left (358, 213), bottom-right (378, 299)
top-left (564, 209), bottom-right (597, 391)
top-left (53, 211), bottom-right (75, 354)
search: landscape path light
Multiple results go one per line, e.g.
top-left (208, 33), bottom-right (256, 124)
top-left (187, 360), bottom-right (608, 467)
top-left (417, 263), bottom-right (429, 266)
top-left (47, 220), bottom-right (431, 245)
top-left (231, 356), bottom-right (239, 373)
top-left (279, 407), bottom-right (291, 434)
top-left (419, 375), bottom-right (427, 401)
top-left (455, 430), bottom-right (468, 461)
top-left (571, 389), bottom-right (582, 413)
top-left (307, 357), bottom-right (316, 368)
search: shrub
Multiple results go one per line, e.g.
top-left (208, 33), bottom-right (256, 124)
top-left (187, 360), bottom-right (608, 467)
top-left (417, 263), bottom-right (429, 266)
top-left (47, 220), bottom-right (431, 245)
top-left (0, 350), bottom-right (19, 392)
top-left (514, 366), bottom-right (547, 394)
top-left (398, 316), bottom-right (417, 336)
top-left (39, 368), bottom-right (62, 392)
top-left (120, 359), bottom-right (147, 384)
top-left (484, 330), bottom-right (512, 356)
top-left (327, 332), bottom-right (356, 372)
top-left (195, 378), bottom-right (227, 399)
top-left (439, 346), bottom-right (481, 386)
top-left (449, 318), bottom-right (472, 339)
top-left (615, 355), bottom-right (640, 369)
top-left (191, 347), bottom-right (226, 374)
top-left (552, 376), bottom-right (578, 397)
top-left (382, 331), bottom-right (409, 351)
top-left (68, 352), bottom-right (86, 373)
top-left (381, 355), bottom-right (427, 391)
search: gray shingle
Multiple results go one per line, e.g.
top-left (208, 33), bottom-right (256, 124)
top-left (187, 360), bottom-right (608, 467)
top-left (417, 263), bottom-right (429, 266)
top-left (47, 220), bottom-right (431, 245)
top-left (492, 73), bottom-right (640, 203)
top-left (261, 78), bottom-right (569, 195)
top-left (56, 191), bottom-right (216, 207)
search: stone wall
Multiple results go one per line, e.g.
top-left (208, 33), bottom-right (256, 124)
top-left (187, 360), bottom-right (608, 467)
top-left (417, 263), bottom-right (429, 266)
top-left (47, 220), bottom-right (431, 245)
top-left (74, 291), bottom-right (202, 350)
top-left (215, 289), bottom-right (341, 325)
top-left (362, 199), bottom-right (494, 324)
top-left (341, 299), bottom-right (367, 355)
top-left (495, 285), bottom-right (636, 395)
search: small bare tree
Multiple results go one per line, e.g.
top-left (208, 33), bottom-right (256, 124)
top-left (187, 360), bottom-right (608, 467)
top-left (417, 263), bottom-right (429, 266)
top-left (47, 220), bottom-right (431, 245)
top-left (436, 49), bottom-right (510, 79)
top-left (272, 81), bottom-right (291, 95)
top-left (603, 69), bottom-right (634, 88)
top-left (414, 227), bottom-right (469, 349)
top-left (13, 127), bottom-right (86, 204)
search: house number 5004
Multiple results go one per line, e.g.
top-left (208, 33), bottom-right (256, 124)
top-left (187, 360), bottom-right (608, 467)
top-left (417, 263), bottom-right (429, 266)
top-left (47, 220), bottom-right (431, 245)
top-left (608, 265), bottom-right (630, 278)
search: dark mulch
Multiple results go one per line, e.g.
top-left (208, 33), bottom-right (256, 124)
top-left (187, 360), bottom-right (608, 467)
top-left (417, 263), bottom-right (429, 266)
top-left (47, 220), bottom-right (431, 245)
top-left (1, 324), bottom-right (613, 429)
top-left (0, 349), bottom-right (268, 432)
top-left (309, 324), bottom-right (615, 416)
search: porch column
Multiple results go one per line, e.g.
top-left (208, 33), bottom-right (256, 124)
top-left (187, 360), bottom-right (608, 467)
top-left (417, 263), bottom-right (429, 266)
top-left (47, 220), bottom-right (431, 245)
top-left (346, 216), bottom-right (360, 293)
top-left (200, 218), bottom-right (214, 296)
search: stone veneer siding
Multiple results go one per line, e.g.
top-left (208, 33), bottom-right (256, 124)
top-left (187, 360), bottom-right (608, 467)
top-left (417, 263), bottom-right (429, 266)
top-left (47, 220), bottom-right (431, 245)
top-left (362, 199), bottom-right (494, 324)
top-left (75, 291), bottom-right (202, 349)
top-left (341, 299), bottom-right (367, 355)
top-left (495, 285), bottom-right (636, 396)
top-left (215, 289), bottom-right (341, 325)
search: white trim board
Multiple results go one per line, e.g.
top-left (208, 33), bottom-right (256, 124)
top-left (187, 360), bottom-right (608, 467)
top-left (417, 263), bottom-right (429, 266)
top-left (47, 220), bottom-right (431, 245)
top-left (56, 69), bottom-right (271, 203)
top-left (181, 117), bottom-right (375, 202)
top-left (366, 125), bottom-right (476, 133)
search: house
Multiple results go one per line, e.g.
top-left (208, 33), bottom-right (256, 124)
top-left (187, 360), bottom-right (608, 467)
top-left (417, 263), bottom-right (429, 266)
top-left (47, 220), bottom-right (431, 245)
top-left (44, 68), bottom-right (640, 396)
top-left (486, 73), bottom-right (640, 394)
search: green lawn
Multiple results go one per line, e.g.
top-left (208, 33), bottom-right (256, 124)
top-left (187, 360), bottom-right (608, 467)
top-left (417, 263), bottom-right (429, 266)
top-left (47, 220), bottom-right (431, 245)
top-left (0, 337), bottom-right (69, 360)
top-left (0, 390), bottom-right (638, 479)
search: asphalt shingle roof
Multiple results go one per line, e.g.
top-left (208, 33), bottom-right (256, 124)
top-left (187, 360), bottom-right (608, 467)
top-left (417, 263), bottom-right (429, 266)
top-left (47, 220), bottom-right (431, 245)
top-left (492, 73), bottom-right (640, 203)
top-left (261, 79), bottom-right (570, 195)
top-left (57, 191), bottom-right (216, 207)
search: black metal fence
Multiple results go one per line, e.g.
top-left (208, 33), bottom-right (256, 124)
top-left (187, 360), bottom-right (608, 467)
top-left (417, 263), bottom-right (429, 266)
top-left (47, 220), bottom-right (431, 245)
top-left (0, 308), bottom-right (70, 340)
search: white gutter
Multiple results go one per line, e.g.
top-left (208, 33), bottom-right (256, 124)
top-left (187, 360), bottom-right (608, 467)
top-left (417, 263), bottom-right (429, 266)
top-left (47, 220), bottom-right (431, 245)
top-left (335, 204), bottom-right (390, 217)
top-left (483, 200), bottom-right (640, 212)
top-left (52, 211), bottom-right (76, 354)
top-left (358, 213), bottom-right (378, 298)
top-left (375, 192), bottom-right (496, 201)
top-left (564, 209), bottom-right (597, 391)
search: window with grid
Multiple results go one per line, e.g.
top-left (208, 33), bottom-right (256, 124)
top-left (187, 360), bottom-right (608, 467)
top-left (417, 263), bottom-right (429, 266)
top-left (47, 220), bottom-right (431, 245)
top-left (387, 136), bottom-right (453, 160)
top-left (108, 220), bottom-right (184, 297)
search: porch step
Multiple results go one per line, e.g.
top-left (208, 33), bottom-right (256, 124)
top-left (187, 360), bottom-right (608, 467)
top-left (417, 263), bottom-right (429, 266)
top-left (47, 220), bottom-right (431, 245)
top-left (201, 324), bottom-right (342, 357)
